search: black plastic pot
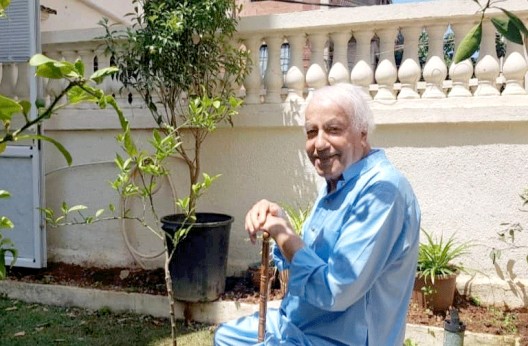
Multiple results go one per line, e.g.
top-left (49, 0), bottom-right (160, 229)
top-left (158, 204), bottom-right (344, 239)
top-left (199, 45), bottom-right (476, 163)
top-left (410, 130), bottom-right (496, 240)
top-left (161, 212), bottom-right (233, 302)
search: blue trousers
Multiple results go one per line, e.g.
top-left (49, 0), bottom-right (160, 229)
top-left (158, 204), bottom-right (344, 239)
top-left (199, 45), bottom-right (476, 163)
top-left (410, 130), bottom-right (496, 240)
top-left (214, 309), bottom-right (312, 346)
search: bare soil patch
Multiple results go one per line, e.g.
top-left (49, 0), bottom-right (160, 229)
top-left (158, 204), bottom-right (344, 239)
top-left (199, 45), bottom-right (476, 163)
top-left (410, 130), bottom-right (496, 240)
top-left (7, 262), bottom-right (528, 344)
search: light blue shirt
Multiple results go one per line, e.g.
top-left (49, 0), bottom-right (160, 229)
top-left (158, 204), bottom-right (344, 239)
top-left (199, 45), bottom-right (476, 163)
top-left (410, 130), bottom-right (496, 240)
top-left (273, 149), bottom-right (421, 345)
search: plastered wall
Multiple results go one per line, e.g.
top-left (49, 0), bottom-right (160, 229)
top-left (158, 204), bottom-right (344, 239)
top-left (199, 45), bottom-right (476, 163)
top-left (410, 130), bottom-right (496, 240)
top-left (43, 110), bottom-right (528, 286)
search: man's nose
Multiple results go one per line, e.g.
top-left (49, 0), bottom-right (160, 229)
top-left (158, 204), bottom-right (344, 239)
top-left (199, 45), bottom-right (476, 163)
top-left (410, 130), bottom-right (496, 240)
top-left (315, 132), bottom-right (329, 150)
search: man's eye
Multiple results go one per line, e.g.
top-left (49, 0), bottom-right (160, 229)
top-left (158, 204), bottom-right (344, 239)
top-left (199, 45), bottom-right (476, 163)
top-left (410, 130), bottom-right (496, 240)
top-left (306, 129), bottom-right (317, 137)
top-left (328, 127), bottom-right (341, 134)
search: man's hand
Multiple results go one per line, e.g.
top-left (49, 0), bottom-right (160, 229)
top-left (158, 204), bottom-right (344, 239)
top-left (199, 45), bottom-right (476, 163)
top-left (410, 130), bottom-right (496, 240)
top-left (245, 199), bottom-right (285, 244)
top-left (245, 199), bottom-right (304, 262)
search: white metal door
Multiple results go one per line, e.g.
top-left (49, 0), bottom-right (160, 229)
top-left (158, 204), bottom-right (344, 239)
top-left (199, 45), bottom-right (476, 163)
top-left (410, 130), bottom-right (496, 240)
top-left (0, 145), bottom-right (45, 268)
top-left (0, 0), bottom-right (44, 268)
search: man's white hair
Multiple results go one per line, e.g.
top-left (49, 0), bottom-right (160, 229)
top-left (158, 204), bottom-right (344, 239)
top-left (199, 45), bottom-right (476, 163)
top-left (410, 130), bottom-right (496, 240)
top-left (309, 84), bottom-right (375, 135)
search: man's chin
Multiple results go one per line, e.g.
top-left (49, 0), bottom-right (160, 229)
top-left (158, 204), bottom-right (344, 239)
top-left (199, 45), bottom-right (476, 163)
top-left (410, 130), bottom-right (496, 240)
top-left (316, 169), bottom-right (340, 181)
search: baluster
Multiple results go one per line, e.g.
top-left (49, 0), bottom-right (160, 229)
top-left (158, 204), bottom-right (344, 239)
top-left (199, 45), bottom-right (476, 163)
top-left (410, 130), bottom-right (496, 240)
top-left (0, 63), bottom-right (16, 98)
top-left (284, 34), bottom-right (306, 102)
top-left (243, 37), bottom-right (263, 104)
top-left (305, 32), bottom-right (328, 99)
top-left (350, 30), bottom-right (374, 98)
top-left (14, 62), bottom-right (30, 100)
top-left (501, 39), bottom-right (527, 95)
top-left (374, 28), bottom-right (398, 100)
top-left (61, 49), bottom-right (79, 66)
top-left (263, 35), bottom-right (284, 104)
top-left (107, 55), bottom-right (124, 99)
top-left (96, 52), bottom-right (113, 96)
top-left (448, 23), bottom-right (474, 98)
top-left (328, 31), bottom-right (351, 85)
top-left (398, 26), bottom-right (421, 99)
top-left (422, 25), bottom-right (448, 98)
top-left (474, 21), bottom-right (500, 96)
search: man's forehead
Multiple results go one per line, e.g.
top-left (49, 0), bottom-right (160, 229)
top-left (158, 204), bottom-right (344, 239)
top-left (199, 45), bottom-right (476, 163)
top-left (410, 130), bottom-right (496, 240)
top-left (304, 99), bottom-right (350, 122)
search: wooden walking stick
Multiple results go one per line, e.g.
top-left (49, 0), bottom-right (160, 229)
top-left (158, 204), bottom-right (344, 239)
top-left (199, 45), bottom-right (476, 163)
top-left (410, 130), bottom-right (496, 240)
top-left (258, 231), bottom-right (271, 342)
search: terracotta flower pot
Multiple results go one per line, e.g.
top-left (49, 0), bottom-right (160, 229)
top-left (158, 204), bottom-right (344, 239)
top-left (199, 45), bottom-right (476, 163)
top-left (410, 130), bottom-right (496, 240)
top-left (412, 272), bottom-right (458, 312)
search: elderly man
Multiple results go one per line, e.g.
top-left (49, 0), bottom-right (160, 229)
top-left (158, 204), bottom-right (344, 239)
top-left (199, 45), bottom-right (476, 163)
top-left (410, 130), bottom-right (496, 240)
top-left (214, 83), bottom-right (421, 346)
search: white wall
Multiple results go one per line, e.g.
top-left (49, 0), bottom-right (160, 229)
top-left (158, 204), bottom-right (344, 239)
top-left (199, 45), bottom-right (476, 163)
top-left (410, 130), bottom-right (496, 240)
top-left (43, 99), bottom-right (528, 287)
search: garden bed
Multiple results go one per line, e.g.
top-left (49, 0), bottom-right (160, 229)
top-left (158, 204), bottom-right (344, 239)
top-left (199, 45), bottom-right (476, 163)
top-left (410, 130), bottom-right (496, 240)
top-left (7, 262), bottom-right (528, 344)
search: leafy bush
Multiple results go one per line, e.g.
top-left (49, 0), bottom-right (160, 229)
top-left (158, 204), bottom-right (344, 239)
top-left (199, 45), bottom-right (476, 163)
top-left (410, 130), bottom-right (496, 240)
top-left (417, 229), bottom-right (470, 284)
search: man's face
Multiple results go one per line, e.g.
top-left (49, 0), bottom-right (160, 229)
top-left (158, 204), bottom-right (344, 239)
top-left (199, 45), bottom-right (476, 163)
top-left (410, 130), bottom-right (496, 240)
top-left (304, 98), bottom-right (367, 183)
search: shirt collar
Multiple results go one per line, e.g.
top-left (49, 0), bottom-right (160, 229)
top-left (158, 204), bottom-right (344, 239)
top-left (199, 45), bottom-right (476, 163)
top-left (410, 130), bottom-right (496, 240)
top-left (327, 148), bottom-right (385, 193)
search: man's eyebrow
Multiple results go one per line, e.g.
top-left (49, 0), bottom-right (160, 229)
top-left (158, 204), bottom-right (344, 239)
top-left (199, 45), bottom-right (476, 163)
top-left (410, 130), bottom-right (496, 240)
top-left (323, 118), bottom-right (346, 127)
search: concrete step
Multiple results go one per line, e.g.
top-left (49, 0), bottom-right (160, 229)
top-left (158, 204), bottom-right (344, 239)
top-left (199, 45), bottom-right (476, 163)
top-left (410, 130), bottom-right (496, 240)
top-left (0, 280), bottom-right (520, 346)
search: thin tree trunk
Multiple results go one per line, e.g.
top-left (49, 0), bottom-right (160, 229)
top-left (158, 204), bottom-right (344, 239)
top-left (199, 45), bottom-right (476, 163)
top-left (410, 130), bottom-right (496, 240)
top-left (164, 248), bottom-right (178, 346)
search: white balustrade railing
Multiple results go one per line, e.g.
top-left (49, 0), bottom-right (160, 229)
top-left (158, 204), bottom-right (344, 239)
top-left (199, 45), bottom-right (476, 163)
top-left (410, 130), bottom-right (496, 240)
top-left (2, 0), bottom-right (528, 106)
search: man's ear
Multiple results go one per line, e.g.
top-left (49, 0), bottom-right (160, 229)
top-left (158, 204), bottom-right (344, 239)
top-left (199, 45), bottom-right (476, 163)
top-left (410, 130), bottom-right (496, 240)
top-left (361, 131), bottom-right (368, 146)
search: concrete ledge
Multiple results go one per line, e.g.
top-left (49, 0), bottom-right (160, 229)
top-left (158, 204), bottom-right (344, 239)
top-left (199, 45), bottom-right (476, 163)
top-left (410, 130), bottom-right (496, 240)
top-left (0, 280), bottom-right (521, 345)
top-left (407, 324), bottom-right (520, 346)
top-left (0, 280), bottom-right (280, 324)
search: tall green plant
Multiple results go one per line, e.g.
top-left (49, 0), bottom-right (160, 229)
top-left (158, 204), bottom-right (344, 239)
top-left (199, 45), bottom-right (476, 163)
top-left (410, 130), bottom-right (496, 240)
top-left (417, 229), bottom-right (471, 284)
top-left (32, 53), bottom-right (219, 345)
top-left (100, 0), bottom-right (250, 215)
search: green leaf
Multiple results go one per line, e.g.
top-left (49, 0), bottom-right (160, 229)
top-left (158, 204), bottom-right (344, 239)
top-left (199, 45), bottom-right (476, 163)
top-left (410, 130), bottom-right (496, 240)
top-left (0, 255), bottom-right (6, 280)
top-left (30, 54), bottom-right (75, 79)
top-left (74, 59), bottom-right (85, 77)
top-left (0, 0), bottom-right (11, 11)
top-left (29, 53), bottom-right (56, 67)
top-left (18, 134), bottom-right (72, 166)
top-left (34, 62), bottom-right (66, 79)
top-left (0, 142), bottom-right (6, 154)
top-left (68, 86), bottom-right (98, 104)
top-left (90, 67), bottom-right (119, 84)
top-left (18, 100), bottom-right (31, 118)
top-left (67, 205), bottom-right (87, 213)
top-left (491, 17), bottom-right (523, 45)
top-left (0, 94), bottom-right (22, 121)
top-left (61, 202), bottom-right (68, 214)
top-left (0, 216), bottom-right (14, 229)
top-left (500, 8), bottom-right (528, 36)
top-left (35, 98), bottom-right (45, 109)
top-left (454, 23), bottom-right (482, 64)
top-left (0, 190), bottom-right (10, 198)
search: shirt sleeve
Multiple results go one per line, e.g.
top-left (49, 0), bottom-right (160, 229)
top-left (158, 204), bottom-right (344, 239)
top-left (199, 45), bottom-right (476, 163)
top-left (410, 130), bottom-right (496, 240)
top-left (271, 242), bottom-right (290, 271)
top-left (287, 180), bottom-right (409, 312)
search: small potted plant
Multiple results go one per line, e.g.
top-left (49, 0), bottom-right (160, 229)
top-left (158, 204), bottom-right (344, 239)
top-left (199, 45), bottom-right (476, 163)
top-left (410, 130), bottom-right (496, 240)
top-left (275, 203), bottom-right (311, 295)
top-left (413, 229), bottom-right (471, 312)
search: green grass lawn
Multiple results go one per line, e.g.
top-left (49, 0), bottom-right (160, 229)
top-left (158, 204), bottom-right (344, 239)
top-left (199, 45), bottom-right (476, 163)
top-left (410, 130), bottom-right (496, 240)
top-left (0, 295), bottom-right (214, 346)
